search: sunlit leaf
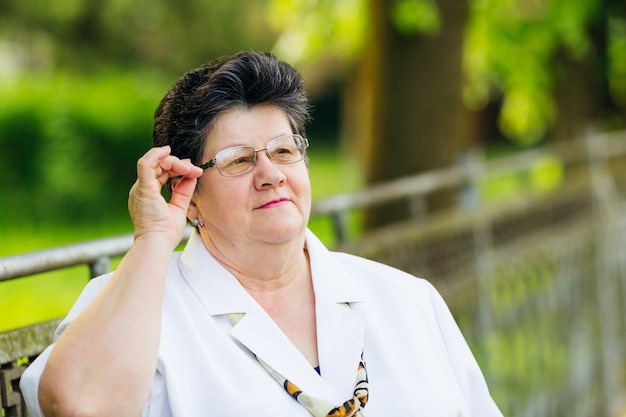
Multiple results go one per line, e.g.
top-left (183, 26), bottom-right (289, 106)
top-left (390, 0), bottom-right (441, 36)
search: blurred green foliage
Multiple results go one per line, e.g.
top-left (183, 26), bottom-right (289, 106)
top-left (464, 0), bottom-right (602, 143)
top-left (271, 0), bottom-right (626, 144)
top-left (609, 14), bottom-right (626, 108)
top-left (390, 0), bottom-right (441, 36)
top-left (0, 0), bottom-right (274, 74)
top-left (0, 0), bottom-right (621, 229)
top-left (0, 73), bottom-right (169, 223)
top-left (267, 0), bottom-right (368, 72)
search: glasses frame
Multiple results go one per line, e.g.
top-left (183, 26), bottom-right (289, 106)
top-left (199, 134), bottom-right (309, 177)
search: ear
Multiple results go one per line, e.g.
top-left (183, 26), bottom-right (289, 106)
top-left (186, 197), bottom-right (199, 224)
top-left (170, 177), bottom-right (181, 192)
top-left (171, 177), bottom-right (199, 223)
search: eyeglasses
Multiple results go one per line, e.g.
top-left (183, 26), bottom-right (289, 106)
top-left (199, 134), bottom-right (309, 177)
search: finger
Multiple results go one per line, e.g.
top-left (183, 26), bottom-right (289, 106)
top-left (158, 157), bottom-right (203, 179)
top-left (137, 146), bottom-right (172, 184)
top-left (169, 176), bottom-right (198, 211)
top-left (137, 147), bottom-right (202, 189)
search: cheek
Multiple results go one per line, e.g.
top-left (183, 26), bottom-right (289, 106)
top-left (200, 179), bottom-right (252, 216)
top-left (195, 180), bottom-right (224, 217)
top-left (297, 168), bottom-right (312, 193)
top-left (292, 170), bottom-right (312, 206)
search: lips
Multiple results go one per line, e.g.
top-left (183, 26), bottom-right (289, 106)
top-left (257, 198), bottom-right (290, 209)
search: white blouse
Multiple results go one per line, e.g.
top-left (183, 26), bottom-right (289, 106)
top-left (21, 229), bottom-right (503, 416)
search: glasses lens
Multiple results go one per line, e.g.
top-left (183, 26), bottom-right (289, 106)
top-left (267, 135), bottom-right (306, 164)
top-left (210, 135), bottom-right (308, 177)
top-left (215, 146), bottom-right (255, 176)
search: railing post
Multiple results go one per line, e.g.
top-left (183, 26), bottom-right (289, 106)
top-left (459, 150), bottom-right (482, 209)
top-left (330, 210), bottom-right (348, 245)
top-left (465, 150), bottom-right (495, 382)
top-left (0, 361), bottom-right (28, 417)
top-left (587, 129), bottom-right (626, 416)
top-left (89, 256), bottom-right (111, 279)
top-left (408, 195), bottom-right (427, 219)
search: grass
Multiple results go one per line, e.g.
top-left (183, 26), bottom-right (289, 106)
top-left (0, 221), bottom-right (132, 332)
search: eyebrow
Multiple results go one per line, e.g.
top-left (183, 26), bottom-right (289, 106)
top-left (214, 133), bottom-right (292, 150)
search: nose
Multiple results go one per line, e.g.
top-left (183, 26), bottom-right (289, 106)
top-left (253, 150), bottom-right (285, 188)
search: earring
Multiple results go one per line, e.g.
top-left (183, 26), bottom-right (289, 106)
top-left (191, 218), bottom-right (204, 227)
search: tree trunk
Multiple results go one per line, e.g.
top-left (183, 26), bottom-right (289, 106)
top-left (349, 0), bottom-right (471, 228)
top-left (552, 2), bottom-right (617, 142)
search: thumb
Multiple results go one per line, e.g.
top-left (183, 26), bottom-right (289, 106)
top-left (169, 176), bottom-right (198, 211)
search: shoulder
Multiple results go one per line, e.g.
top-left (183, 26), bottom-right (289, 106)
top-left (329, 252), bottom-right (469, 350)
top-left (330, 251), bottom-right (427, 285)
top-left (329, 251), bottom-right (440, 302)
top-left (56, 252), bottom-right (184, 336)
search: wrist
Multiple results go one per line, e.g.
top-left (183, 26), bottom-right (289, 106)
top-left (132, 232), bottom-right (181, 254)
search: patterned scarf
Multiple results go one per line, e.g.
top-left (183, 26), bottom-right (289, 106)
top-left (227, 312), bottom-right (369, 417)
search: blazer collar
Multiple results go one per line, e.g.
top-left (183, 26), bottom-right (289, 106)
top-left (178, 229), bottom-right (367, 403)
top-left (178, 229), bottom-right (366, 313)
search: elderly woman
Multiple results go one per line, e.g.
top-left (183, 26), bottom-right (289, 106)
top-left (21, 51), bottom-right (502, 417)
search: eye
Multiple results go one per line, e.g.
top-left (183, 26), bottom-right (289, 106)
top-left (224, 155), bottom-right (253, 167)
top-left (217, 147), bottom-right (254, 169)
top-left (271, 145), bottom-right (299, 162)
top-left (275, 146), bottom-right (296, 155)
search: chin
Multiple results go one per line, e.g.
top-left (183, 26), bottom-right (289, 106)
top-left (255, 224), bottom-right (306, 244)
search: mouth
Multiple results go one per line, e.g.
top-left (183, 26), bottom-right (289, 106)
top-left (257, 198), bottom-right (290, 209)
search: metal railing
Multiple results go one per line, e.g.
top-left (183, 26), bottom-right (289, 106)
top-left (2, 130), bottom-right (626, 417)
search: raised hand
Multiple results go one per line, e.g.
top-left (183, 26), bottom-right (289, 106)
top-left (128, 146), bottom-right (203, 248)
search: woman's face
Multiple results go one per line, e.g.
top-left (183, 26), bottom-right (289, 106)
top-left (188, 104), bottom-right (312, 248)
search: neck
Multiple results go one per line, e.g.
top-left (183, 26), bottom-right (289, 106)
top-left (198, 229), bottom-right (309, 294)
top-left (199, 229), bottom-right (318, 367)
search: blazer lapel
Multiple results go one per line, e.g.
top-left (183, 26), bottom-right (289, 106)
top-left (229, 298), bottom-right (367, 405)
top-left (179, 229), bottom-right (368, 405)
top-left (306, 230), bottom-right (368, 400)
top-left (316, 299), bottom-right (367, 397)
top-left (229, 306), bottom-right (344, 403)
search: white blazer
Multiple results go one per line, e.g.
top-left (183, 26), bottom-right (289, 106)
top-left (21, 229), bottom-right (503, 416)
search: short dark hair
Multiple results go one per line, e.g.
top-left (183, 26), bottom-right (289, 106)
top-left (152, 51), bottom-right (311, 168)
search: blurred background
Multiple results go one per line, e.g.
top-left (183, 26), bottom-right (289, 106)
top-left (1, 0), bottom-right (626, 416)
top-left (1, 0), bottom-right (625, 232)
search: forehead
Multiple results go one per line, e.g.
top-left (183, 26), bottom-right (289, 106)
top-left (205, 105), bottom-right (292, 151)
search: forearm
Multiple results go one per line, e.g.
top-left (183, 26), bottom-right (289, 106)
top-left (36, 146), bottom-right (201, 417)
top-left (39, 236), bottom-right (174, 417)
